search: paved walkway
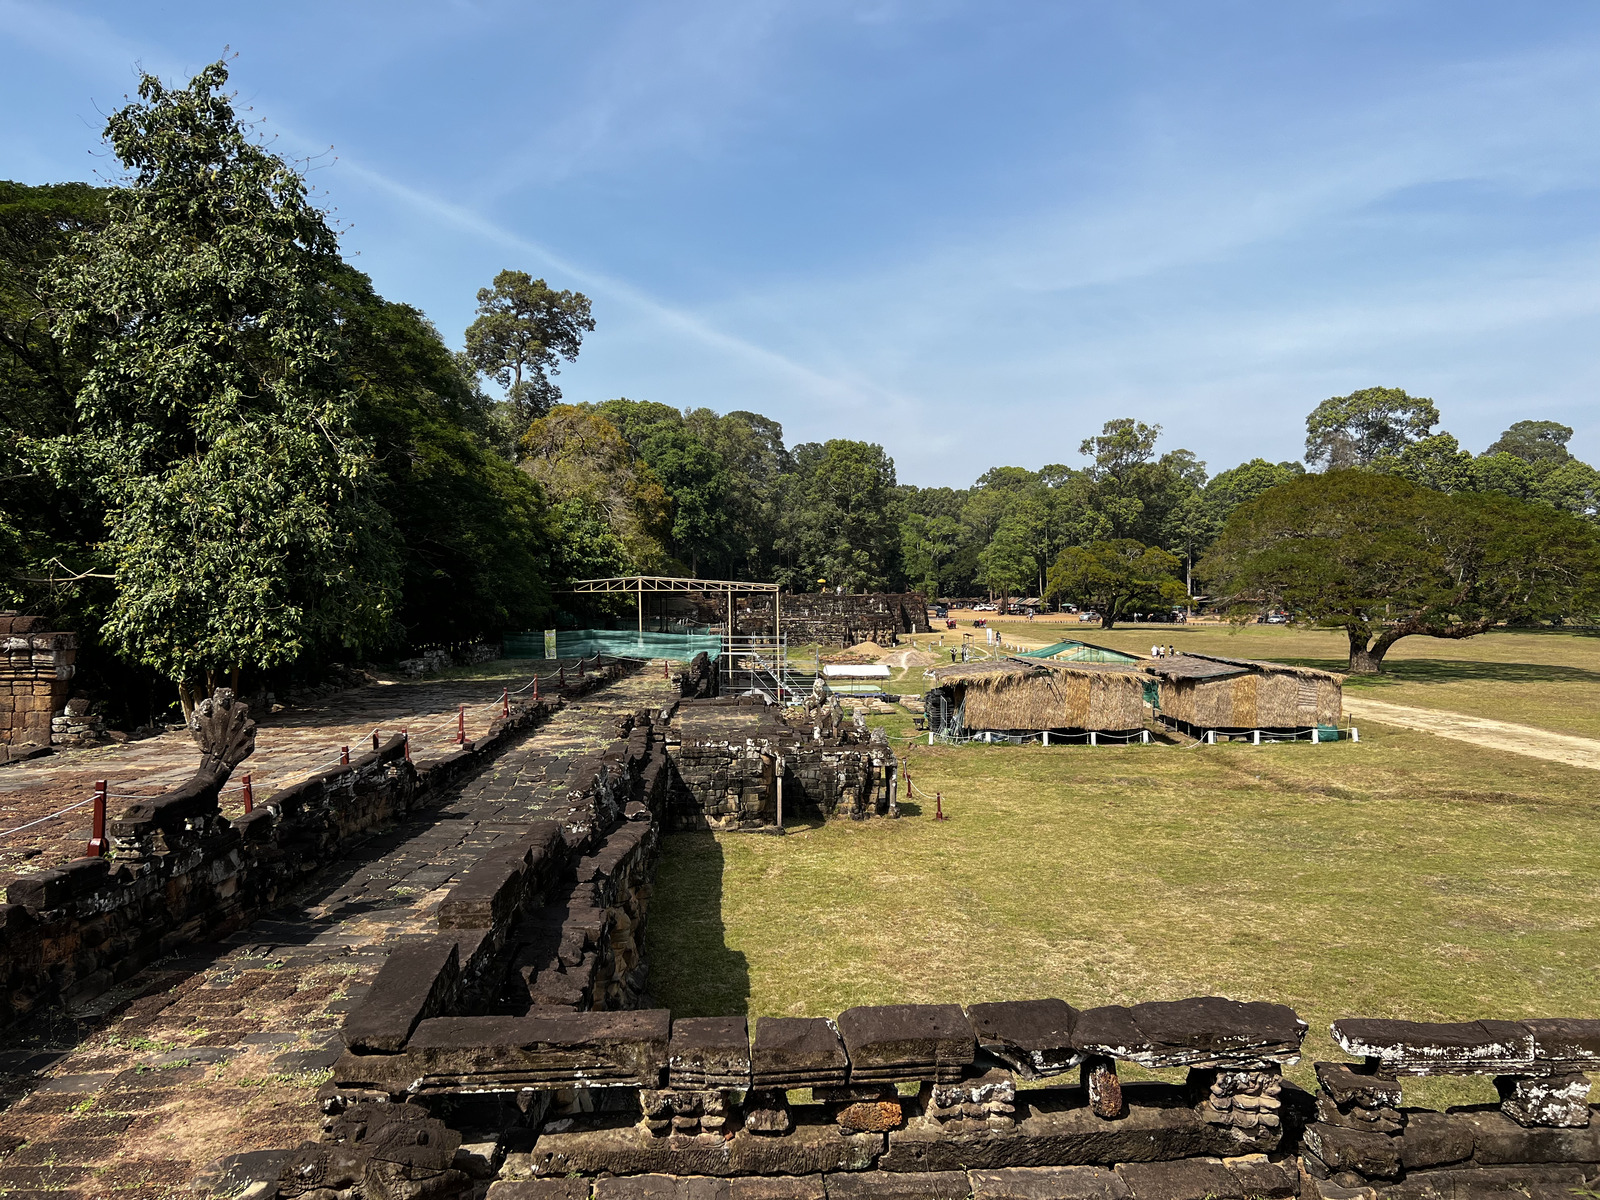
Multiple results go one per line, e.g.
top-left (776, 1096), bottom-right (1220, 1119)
top-left (0, 664), bottom-right (676, 1199)
top-left (1343, 696), bottom-right (1600, 772)
top-left (0, 660), bottom-right (598, 893)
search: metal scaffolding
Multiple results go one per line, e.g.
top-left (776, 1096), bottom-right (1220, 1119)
top-left (560, 576), bottom-right (793, 692)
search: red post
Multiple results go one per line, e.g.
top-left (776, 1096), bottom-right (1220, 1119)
top-left (663, 659), bottom-right (669, 678)
top-left (533, 673), bottom-right (540, 701)
top-left (371, 731), bottom-right (380, 752)
top-left (502, 687), bottom-right (509, 718)
top-left (86, 780), bottom-right (108, 858)
top-left (402, 729), bottom-right (411, 761)
top-left (935, 791), bottom-right (946, 821)
top-left (560, 666), bottom-right (566, 689)
top-left (242, 773), bottom-right (254, 814)
top-left (340, 745), bottom-right (350, 766)
top-left (457, 704), bottom-right (466, 744)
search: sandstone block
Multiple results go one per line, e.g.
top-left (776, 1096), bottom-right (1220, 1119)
top-left (968, 1165), bottom-right (1130, 1199)
top-left (751, 1017), bottom-right (848, 1089)
top-left (822, 1170), bottom-right (968, 1199)
top-left (1115, 1158), bottom-right (1244, 1199)
top-left (967, 999), bottom-right (1081, 1079)
top-left (838, 1004), bottom-right (974, 1084)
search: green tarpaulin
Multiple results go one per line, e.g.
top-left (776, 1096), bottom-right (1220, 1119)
top-left (502, 629), bottom-right (723, 661)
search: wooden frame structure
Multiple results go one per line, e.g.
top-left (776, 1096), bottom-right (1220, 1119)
top-left (563, 576), bottom-right (783, 642)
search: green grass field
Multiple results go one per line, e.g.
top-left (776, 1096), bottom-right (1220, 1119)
top-left (646, 635), bottom-right (1600, 1103)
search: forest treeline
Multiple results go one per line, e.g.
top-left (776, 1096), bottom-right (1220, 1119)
top-left (4, 63), bottom-right (1600, 709)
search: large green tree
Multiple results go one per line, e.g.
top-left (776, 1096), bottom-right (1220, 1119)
top-left (0, 181), bottom-right (113, 612)
top-left (1304, 386), bottom-right (1440, 469)
top-left (464, 269), bottom-right (593, 427)
top-left (784, 440), bottom-right (899, 592)
top-left (331, 266), bottom-right (553, 644)
top-left (1043, 539), bottom-right (1185, 629)
top-left (43, 62), bottom-right (399, 713)
top-left (1486, 420), bottom-right (1574, 466)
top-left (1200, 471), bottom-right (1600, 673)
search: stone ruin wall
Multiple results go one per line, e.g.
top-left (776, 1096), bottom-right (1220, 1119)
top-left (5, 657), bottom-right (1596, 1200)
top-left (665, 696), bottom-right (897, 829)
top-left (275, 686), bottom-right (1597, 1200)
top-left (0, 613), bottom-right (78, 762)
top-left (0, 663), bottom-right (632, 1032)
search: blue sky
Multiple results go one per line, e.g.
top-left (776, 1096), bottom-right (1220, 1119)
top-left (4, 1), bottom-right (1598, 486)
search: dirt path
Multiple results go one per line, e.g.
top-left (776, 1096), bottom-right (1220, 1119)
top-left (1343, 696), bottom-right (1600, 772)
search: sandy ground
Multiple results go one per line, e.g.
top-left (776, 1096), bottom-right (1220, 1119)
top-left (1343, 695), bottom-right (1600, 772)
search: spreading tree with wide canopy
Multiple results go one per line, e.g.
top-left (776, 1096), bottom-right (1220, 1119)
top-left (1200, 471), bottom-right (1600, 673)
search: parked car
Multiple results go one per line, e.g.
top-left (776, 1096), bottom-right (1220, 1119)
top-left (1078, 611), bottom-right (1100, 622)
top-left (973, 603), bottom-right (997, 612)
top-left (1264, 613), bottom-right (1289, 625)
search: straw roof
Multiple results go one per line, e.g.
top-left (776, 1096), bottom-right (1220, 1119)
top-left (1149, 653), bottom-right (1344, 729)
top-left (927, 657), bottom-right (1145, 732)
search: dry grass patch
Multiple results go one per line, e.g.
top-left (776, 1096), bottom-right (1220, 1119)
top-left (647, 718), bottom-right (1600, 1105)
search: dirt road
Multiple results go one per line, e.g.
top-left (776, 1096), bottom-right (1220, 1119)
top-left (1343, 696), bottom-right (1600, 772)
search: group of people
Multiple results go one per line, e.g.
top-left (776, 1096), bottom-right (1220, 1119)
top-left (1150, 644), bottom-right (1178, 657)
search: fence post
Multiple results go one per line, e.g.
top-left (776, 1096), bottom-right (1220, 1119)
top-left (402, 728), bottom-right (411, 761)
top-left (242, 773), bottom-right (254, 814)
top-left (1252, 729), bottom-right (1261, 746)
top-left (1141, 729), bottom-right (1150, 744)
top-left (457, 704), bottom-right (466, 744)
top-left (86, 780), bottom-right (108, 858)
top-left (371, 731), bottom-right (380, 752)
top-left (1089, 731), bottom-right (1098, 747)
top-left (560, 667), bottom-right (566, 690)
top-left (502, 687), bottom-right (510, 718)
top-left (341, 745), bottom-right (350, 765)
top-left (533, 673), bottom-right (540, 701)
top-left (935, 791), bottom-right (945, 821)
top-left (1351, 726), bottom-right (1360, 743)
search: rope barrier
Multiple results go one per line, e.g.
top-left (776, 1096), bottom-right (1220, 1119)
top-left (0, 652), bottom-right (630, 843)
top-left (0, 796), bottom-right (95, 839)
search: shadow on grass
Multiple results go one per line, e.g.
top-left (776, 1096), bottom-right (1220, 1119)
top-left (1336, 659), bottom-right (1600, 691)
top-left (649, 832), bottom-right (751, 1017)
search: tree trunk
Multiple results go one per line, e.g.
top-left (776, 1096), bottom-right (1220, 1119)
top-left (177, 679), bottom-right (195, 723)
top-left (1346, 627), bottom-right (1385, 674)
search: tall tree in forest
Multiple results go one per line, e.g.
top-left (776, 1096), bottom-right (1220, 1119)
top-left (786, 440), bottom-right (899, 592)
top-left (519, 405), bottom-right (670, 574)
top-left (464, 269), bottom-right (593, 428)
top-left (1304, 386), bottom-right (1440, 469)
top-left (0, 180), bottom-right (113, 611)
top-left (42, 62), bottom-right (399, 715)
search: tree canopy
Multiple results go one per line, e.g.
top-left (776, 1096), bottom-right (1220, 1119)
top-left (42, 62), bottom-right (400, 708)
top-left (1304, 386), bottom-right (1440, 469)
top-left (464, 269), bottom-right (593, 428)
top-left (1200, 471), bottom-right (1600, 673)
top-left (1044, 539), bottom-right (1185, 629)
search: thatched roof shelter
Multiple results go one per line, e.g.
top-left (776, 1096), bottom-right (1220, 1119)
top-left (1143, 653), bottom-right (1343, 732)
top-left (925, 657), bottom-right (1146, 735)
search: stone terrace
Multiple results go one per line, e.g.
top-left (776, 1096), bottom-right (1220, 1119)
top-left (0, 660), bottom-right (607, 893)
top-left (0, 665), bottom-right (675, 1199)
